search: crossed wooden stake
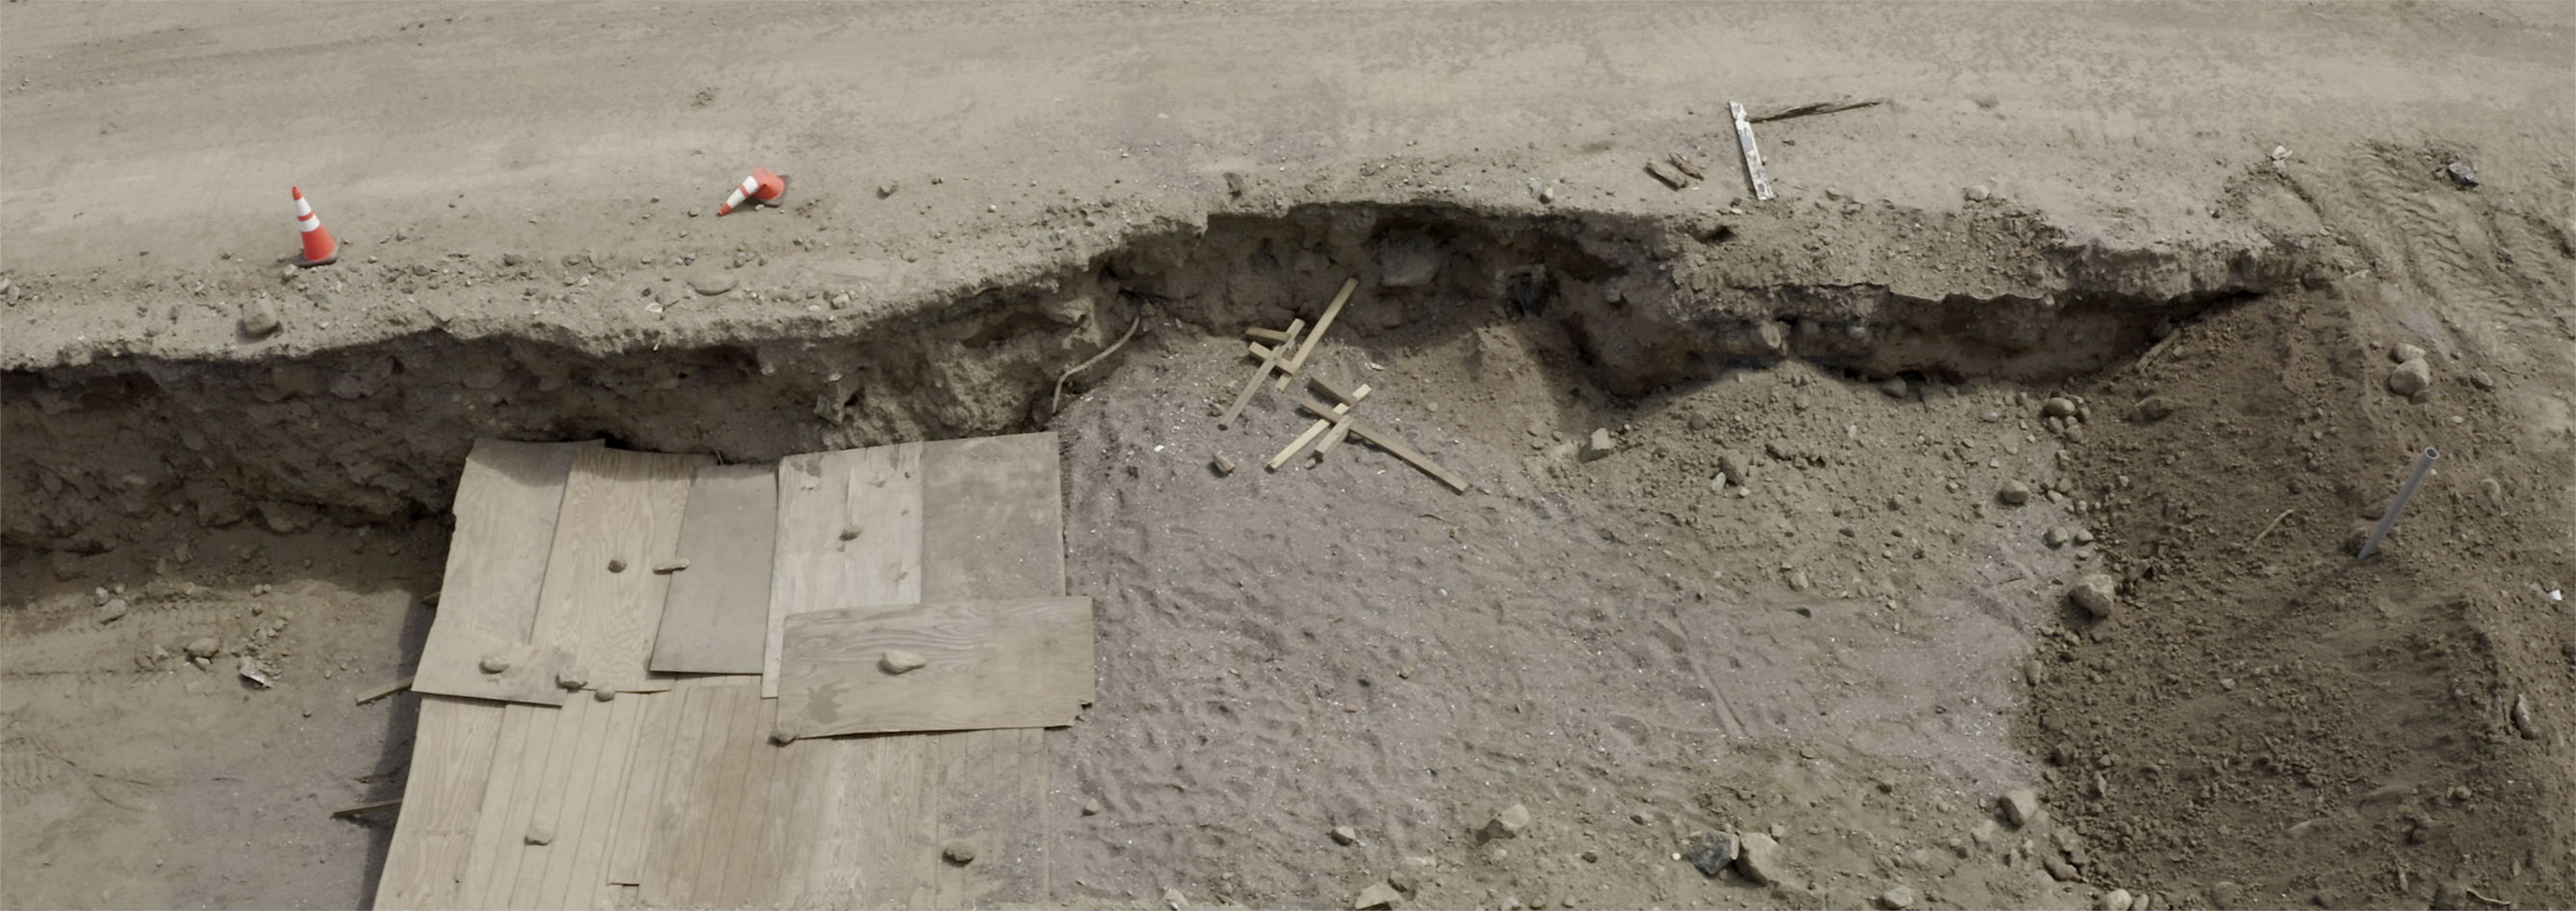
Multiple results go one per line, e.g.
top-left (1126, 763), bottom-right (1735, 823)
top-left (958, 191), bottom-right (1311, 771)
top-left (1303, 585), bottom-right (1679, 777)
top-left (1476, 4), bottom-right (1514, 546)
top-left (1221, 292), bottom-right (1468, 492)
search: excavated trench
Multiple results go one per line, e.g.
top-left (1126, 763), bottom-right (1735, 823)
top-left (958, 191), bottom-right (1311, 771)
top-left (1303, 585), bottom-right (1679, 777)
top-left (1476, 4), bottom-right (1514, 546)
top-left (1, 202), bottom-right (2318, 560)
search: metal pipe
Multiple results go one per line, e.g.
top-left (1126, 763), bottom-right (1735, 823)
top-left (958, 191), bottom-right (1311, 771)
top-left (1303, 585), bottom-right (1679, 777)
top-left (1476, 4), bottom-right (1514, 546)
top-left (2358, 447), bottom-right (2438, 559)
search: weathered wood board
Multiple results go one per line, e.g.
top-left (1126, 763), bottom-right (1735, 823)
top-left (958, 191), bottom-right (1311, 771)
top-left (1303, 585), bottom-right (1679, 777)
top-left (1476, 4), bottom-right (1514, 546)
top-left (764, 443), bottom-right (923, 697)
top-left (412, 439), bottom-right (598, 703)
top-left (650, 463), bottom-right (780, 674)
top-left (528, 447), bottom-right (711, 694)
top-left (777, 597), bottom-right (1094, 738)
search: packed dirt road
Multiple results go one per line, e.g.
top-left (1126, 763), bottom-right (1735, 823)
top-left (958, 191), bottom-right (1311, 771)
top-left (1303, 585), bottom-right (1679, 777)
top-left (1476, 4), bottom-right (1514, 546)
top-left (5, 2), bottom-right (2572, 910)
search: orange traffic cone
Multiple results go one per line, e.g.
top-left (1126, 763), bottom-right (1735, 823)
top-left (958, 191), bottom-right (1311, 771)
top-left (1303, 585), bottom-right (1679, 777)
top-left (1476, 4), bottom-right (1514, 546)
top-left (715, 167), bottom-right (787, 216)
top-left (292, 187), bottom-right (339, 267)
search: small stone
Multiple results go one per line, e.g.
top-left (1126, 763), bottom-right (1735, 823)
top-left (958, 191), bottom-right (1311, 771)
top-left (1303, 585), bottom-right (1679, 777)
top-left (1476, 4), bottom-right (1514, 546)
top-left (2000, 788), bottom-right (2043, 828)
top-left (2469, 370), bottom-right (2495, 390)
top-left (1163, 887), bottom-right (1190, 910)
top-left (1997, 481), bottom-right (2032, 506)
top-left (2444, 161), bottom-right (2479, 189)
top-left (2068, 574), bottom-right (2119, 620)
top-left (238, 300), bottom-right (281, 339)
top-left (606, 558), bottom-right (627, 573)
top-left (652, 559), bottom-right (690, 574)
top-left (594, 688), bottom-right (617, 702)
top-left (185, 636), bottom-right (222, 659)
top-left (97, 599), bottom-right (129, 624)
top-left (941, 839), bottom-right (976, 865)
top-left (1880, 885), bottom-right (1919, 910)
top-left (2391, 343), bottom-right (2426, 363)
top-left (2387, 359), bottom-right (2432, 397)
top-left (2043, 527), bottom-right (2070, 549)
top-left (880, 650), bottom-right (929, 675)
top-left (2135, 396), bottom-right (2176, 422)
top-left (840, 525), bottom-right (863, 541)
top-left (1579, 429), bottom-right (1616, 462)
top-left (1964, 185), bottom-right (1991, 202)
top-left (1733, 831), bottom-right (1786, 885)
top-left (2101, 889), bottom-right (2135, 911)
top-left (2041, 396), bottom-right (2077, 418)
top-left (525, 825), bottom-right (554, 846)
top-left (1352, 881), bottom-right (1402, 910)
top-left (479, 654), bottom-right (512, 674)
top-left (1880, 378), bottom-right (1909, 398)
top-left (2074, 528), bottom-right (2095, 545)
top-left (2041, 853), bottom-right (2079, 882)
top-left (877, 182), bottom-right (899, 199)
top-left (1224, 171), bottom-right (1247, 198)
top-left (557, 668), bottom-right (588, 690)
top-left (1485, 803), bottom-right (1531, 839)
top-left (1082, 797), bottom-right (1103, 816)
top-left (1686, 830), bottom-right (1739, 876)
top-left (2512, 693), bottom-right (2538, 740)
top-left (689, 273), bottom-right (739, 296)
top-left (1332, 825), bottom-right (1359, 845)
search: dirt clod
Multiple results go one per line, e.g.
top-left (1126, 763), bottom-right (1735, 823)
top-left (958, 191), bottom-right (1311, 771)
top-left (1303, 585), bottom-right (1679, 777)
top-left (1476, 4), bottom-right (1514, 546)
top-left (184, 636), bottom-right (222, 660)
top-left (524, 825), bottom-right (553, 846)
top-left (479, 654), bottom-right (511, 674)
top-left (238, 301), bottom-right (281, 339)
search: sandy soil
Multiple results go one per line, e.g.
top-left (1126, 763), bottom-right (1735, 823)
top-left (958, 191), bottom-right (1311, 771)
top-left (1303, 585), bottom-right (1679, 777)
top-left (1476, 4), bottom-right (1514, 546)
top-left (5, 3), bottom-right (2573, 910)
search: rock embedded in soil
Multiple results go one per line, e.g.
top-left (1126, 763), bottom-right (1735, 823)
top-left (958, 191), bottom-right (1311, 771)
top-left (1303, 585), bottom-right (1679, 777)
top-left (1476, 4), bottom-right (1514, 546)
top-left (2391, 343), bottom-right (2426, 363)
top-left (1081, 797), bottom-right (1103, 816)
top-left (941, 838), bottom-right (976, 865)
top-left (1579, 428), bottom-right (1616, 462)
top-left (238, 300), bottom-right (281, 339)
top-left (2387, 358), bottom-right (2432, 397)
top-left (1880, 378), bottom-right (1909, 398)
top-left (185, 636), bottom-right (222, 659)
top-left (1686, 830), bottom-right (1739, 876)
top-left (1880, 885), bottom-right (1919, 909)
top-left (2100, 888), bottom-right (2135, 910)
top-left (689, 273), bottom-right (739, 296)
top-left (97, 599), bottom-right (129, 624)
top-left (2041, 396), bottom-right (2078, 418)
top-left (1733, 831), bottom-right (1786, 885)
top-left (1997, 481), bottom-right (2032, 506)
top-left (1352, 881), bottom-right (1402, 910)
top-left (1331, 825), bottom-right (1359, 845)
top-left (1485, 803), bottom-right (1531, 839)
top-left (2001, 788), bottom-right (2043, 828)
top-left (2068, 574), bottom-right (2119, 620)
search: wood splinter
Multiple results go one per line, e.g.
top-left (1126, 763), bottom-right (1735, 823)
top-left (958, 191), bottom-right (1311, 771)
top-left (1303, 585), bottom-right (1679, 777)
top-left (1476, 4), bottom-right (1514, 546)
top-left (331, 798), bottom-right (403, 819)
top-left (352, 675), bottom-right (414, 705)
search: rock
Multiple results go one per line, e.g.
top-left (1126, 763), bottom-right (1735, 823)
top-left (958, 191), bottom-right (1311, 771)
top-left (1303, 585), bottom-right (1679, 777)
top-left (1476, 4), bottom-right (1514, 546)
top-left (689, 273), bottom-right (739, 296)
top-left (1880, 885), bottom-right (1919, 910)
top-left (1996, 481), bottom-right (2032, 506)
top-left (1686, 830), bottom-right (1739, 876)
top-left (1377, 233), bottom-right (1444, 288)
top-left (1733, 831), bottom-right (1786, 885)
top-left (479, 654), bottom-right (512, 674)
top-left (2469, 370), bottom-right (2495, 390)
top-left (1485, 803), bottom-right (1531, 839)
top-left (606, 558), bottom-right (627, 573)
top-left (2391, 343), bottom-right (2426, 363)
top-left (557, 668), bottom-right (588, 690)
top-left (525, 824), bottom-right (554, 845)
top-left (1332, 825), bottom-right (1359, 845)
top-left (1963, 185), bottom-right (1991, 203)
top-left (880, 650), bottom-right (929, 675)
top-left (2068, 574), bottom-right (2120, 620)
top-left (941, 839), bottom-right (976, 865)
top-left (2512, 693), bottom-right (2538, 740)
top-left (1579, 429), bottom-right (1616, 462)
top-left (2000, 788), bottom-right (2043, 828)
top-left (594, 688), bottom-right (617, 702)
top-left (2101, 888), bottom-right (2135, 911)
top-left (2041, 396), bottom-right (2078, 418)
top-left (185, 636), bottom-right (222, 660)
top-left (1352, 881), bottom-right (1403, 910)
top-left (2041, 852), bottom-right (2079, 881)
top-left (1162, 886), bottom-right (1190, 910)
top-left (876, 182), bottom-right (899, 199)
top-left (2135, 396), bottom-right (2175, 422)
top-left (238, 300), bottom-right (281, 339)
top-left (2387, 359), bottom-right (2432, 397)
top-left (97, 599), bottom-right (129, 624)
top-left (2074, 528), bottom-right (2096, 546)
top-left (2444, 161), bottom-right (2479, 189)
top-left (2043, 527), bottom-right (2070, 549)
top-left (1081, 797), bottom-right (1103, 816)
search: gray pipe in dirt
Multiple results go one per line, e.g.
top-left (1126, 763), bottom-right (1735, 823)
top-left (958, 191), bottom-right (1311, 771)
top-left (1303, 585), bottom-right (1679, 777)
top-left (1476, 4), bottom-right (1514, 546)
top-left (2358, 447), bottom-right (2439, 560)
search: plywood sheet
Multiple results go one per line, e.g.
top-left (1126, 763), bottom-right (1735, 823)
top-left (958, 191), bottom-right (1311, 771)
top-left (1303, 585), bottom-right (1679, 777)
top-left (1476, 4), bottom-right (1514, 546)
top-left (918, 433), bottom-right (1065, 601)
top-left (412, 439), bottom-right (598, 703)
top-left (776, 597), bottom-right (1093, 738)
top-left (528, 447), bottom-right (711, 694)
top-left (764, 443), bottom-right (923, 697)
top-left (603, 687), bottom-right (686, 887)
top-left (371, 695), bottom-right (508, 910)
top-left (649, 464), bottom-right (779, 674)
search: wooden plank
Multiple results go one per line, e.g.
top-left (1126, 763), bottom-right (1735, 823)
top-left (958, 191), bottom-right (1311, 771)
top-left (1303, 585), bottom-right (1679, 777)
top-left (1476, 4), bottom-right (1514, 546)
top-left (420, 629), bottom-right (576, 707)
top-left (371, 695), bottom-right (506, 910)
top-left (569, 693), bottom-right (643, 910)
top-left (1243, 325), bottom-right (1289, 343)
top-left (461, 703), bottom-right (551, 908)
top-left (352, 675), bottom-right (413, 705)
top-left (412, 439), bottom-right (598, 702)
top-left (603, 688), bottom-right (685, 886)
top-left (639, 683), bottom-right (721, 908)
top-left (650, 464), bottom-right (780, 674)
top-left (714, 699), bottom-right (788, 908)
top-left (1729, 100), bottom-right (1775, 201)
top-left (1275, 277), bottom-right (1358, 390)
top-left (676, 683), bottom-right (764, 907)
top-left (531, 695), bottom-right (616, 910)
top-left (505, 701), bottom-right (586, 910)
top-left (1296, 396), bottom-right (1471, 492)
top-left (1268, 385), bottom-right (1369, 470)
top-left (332, 798), bottom-right (404, 818)
top-left (766, 736), bottom-right (826, 906)
top-left (918, 433), bottom-right (1065, 602)
top-left (778, 597), bottom-right (1093, 738)
top-left (1217, 318), bottom-right (1302, 429)
top-left (528, 447), bottom-right (712, 695)
top-left (764, 443), bottom-right (925, 698)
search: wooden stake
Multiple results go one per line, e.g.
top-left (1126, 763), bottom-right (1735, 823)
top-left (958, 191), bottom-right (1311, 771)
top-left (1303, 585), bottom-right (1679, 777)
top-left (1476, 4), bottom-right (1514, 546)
top-left (1268, 384), bottom-right (1371, 470)
top-left (1276, 278), bottom-right (1358, 390)
top-left (1729, 101), bottom-right (1774, 201)
top-left (332, 798), bottom-right (404, 818)
top-left (1748, 97), bottom-right (1888, 123)
top-left (1219, 318), bottom-right (1303, 429)
top-left (1295, 396), bottom-right (1469, 492)
top-left (354, 675), bottom-right (415, 705)
top-left (1244, 326), bottom-right (1290, 343)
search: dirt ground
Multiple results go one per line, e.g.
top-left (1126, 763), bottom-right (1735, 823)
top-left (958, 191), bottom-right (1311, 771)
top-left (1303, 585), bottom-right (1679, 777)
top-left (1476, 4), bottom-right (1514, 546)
top-left (5, 3), bottom-right (2573, 910)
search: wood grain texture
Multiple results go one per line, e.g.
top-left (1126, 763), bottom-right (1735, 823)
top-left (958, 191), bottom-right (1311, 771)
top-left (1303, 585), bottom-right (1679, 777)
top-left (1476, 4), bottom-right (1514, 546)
top-left (503, 697), bottom-right (584, 909)
top-left (371, 695), bottom-right (507, 910)
top-left (460, 702), bottom-right (552, 908)
top-left (603, 687), bottom-right (686, 887)
top-left (528, 447), bottom-right (712, 695)
top-left (777, 597), bottom-right (1094, 738)
top-left (413, 439), bottom-right (597, 703)
top-left (650, 464), bottom-right (780, 674)
top-left (918, 433), bottom-right (1065, 601)
top-left (764, 443), bottom-right (924, 697)
top-left (635, 683), bottom-right (716, 909)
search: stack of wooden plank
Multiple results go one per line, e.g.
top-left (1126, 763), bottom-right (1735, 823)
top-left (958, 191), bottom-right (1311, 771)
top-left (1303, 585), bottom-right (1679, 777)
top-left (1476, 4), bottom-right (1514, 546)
top-left (374, 433), bottom-right (1083, 910)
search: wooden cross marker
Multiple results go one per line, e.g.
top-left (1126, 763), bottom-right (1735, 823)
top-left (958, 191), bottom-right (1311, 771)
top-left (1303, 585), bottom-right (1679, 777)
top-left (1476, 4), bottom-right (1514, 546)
top-left (1275, 277), bottom-right (1358, 390)
top-left (1268, 382), bottom-right (1371, 470)
top-left (1218, 318), bottom-right (1303, 429)
top-left (1292, 392), bottom-right (1470, 493)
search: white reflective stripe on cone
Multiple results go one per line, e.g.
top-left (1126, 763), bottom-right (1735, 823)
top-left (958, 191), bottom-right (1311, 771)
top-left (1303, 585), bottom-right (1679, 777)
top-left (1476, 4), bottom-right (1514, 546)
top-left (297, 198), bottom-right (314, 218)
top-left (300, 218), bottom-right (323, 233)
top-left (739, 177), bottom-right (760, 194)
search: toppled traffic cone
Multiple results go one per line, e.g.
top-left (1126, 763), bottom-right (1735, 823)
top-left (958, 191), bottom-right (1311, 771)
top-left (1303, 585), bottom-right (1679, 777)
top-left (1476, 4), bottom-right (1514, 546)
top-left (291, 186), bottom-right (339, 267)
top-left (716, 167), bottom-right (787, 216)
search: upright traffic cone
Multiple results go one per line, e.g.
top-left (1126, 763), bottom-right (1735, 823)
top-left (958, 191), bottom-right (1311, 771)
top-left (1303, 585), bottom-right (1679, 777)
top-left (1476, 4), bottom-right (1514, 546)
top-left (291, 187), bottom-right (339, 267)
top-left (715, 167), bottom-right (787, 216)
